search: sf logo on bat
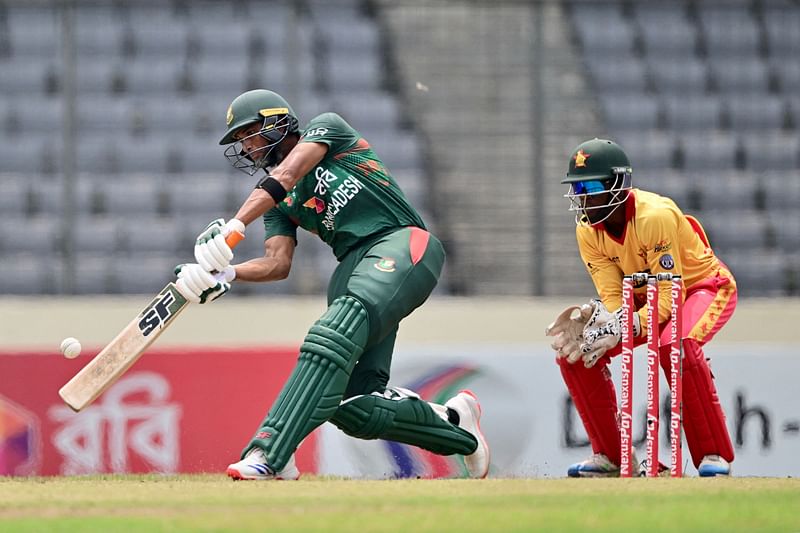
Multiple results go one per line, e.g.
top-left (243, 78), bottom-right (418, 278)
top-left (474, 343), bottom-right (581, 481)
top-left (138, 289), bottom-right (179, 336)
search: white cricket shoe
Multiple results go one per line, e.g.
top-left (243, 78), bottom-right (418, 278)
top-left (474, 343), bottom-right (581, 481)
top-left (226, 448), bottom-right (300, 481)
top-left (698, 454), bottom-right (731, 477)
top-left (567, 451), bottom-right (645, 478)
top-left (445, 390), bottom-right (490, 479)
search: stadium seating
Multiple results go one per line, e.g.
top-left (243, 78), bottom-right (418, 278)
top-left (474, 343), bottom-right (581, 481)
top-left (567, 0), bottom-right (799, 295)
top-left (0, 0), bottom-right (426, 295)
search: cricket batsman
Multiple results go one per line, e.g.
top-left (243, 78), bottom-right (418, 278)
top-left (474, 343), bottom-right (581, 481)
top-left (172, 89), bottom-right (489, 480)
top-left (545, 138), bottom-right (736, 477)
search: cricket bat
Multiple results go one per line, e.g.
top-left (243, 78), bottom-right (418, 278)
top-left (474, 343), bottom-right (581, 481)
top-left (58, 231), bottom-right (244, 412)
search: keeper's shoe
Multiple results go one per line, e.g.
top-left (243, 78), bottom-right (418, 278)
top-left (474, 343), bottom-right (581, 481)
top-left (698, 454), bottom-right (731, 477)
top-left (445, 390), bottom-right (490, 479)
top-left (567, 451), bottom-right (644, 478)
top-left (226, 448), bottom-right (300, 481)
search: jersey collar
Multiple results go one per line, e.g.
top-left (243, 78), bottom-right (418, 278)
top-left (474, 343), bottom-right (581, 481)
top-left (599, 189), bottom-right (636, 245)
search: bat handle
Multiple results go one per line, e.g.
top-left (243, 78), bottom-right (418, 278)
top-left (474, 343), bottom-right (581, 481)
top-left (224, 230), bottom-right (245, 249)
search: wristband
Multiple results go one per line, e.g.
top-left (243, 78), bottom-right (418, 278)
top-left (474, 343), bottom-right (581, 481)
top-left (256, 175), bottom-right (287, 203)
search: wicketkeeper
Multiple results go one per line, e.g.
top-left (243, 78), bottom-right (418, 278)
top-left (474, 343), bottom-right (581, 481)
top-left (173, 89), bottom-right (489, 480)
top-left (545, 138), bottom-right (736, 477)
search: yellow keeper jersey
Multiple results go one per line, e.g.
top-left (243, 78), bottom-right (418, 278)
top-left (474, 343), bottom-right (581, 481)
top-left (575, 188), bottom-right (728, 331)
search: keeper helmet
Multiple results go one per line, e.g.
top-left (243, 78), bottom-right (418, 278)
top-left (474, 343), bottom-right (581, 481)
top-left (562, 138), bottom-right (633, 226)
top-left (220, 89), bottom-right (300, 175)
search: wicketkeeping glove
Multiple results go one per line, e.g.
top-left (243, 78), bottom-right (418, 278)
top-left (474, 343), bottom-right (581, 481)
top-left (579, 299), bottom-right (641, 368)
top-left (194, 218), bottom-right (246, 273)
top-left (545, 304), bottom-right (594, 364)
top-left (174, 263), bottom-right (236, 304)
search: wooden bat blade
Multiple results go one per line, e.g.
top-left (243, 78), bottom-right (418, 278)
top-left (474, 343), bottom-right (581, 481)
top-left (58, 283), bottom-right (188, 412)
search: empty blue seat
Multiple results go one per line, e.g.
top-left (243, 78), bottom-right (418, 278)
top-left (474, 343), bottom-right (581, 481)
top-left (0, 177), bottom-right (30, 216)
top-left (649, 57), bottom-right (708, 94)
top-left (693, 171), bottom-right (759, 210)
top-left (113, 253), bottom-right (182, 294)
top-left (123, 59), bottom-right (184, 94)
top-left (121, 216), bottom-right (185, 255)
top-left (1, 216), bottom-right (59, 254)
top-left (763, 9), bottom-right (800, 59)
top-left (726, 96), bottom-right (786, 131)
top-left (741, 133), bottom-right (799, 170)
top-left (600, 94), bottom-right (660, 131)
top-left (701, 210), bottom-right (769, 250)
top-left (0, 59), bottom-right (54, 95)
top-left (72, 253), bottom-right (116, 294)
top-left (325, 54), bottom-right (384, 92)
top-left (72, 215), bottom-right (123, 253)
top-left (680, 133), bottom-right (739, 171)
top-left (615, 132), bottom-right (677, 171)
top-left (722, 249), bottom-right (786, 297)
top-left (709, 58), bottom-right (770, 94)
top-left (663, 95), bottom-right (723, 131)
top-left (762, 172), bottom-right (800, 210)
top-left (6, 6), bottom-right (59, 58)
top-left (699, 7), bottom-right (762, 58)
top-left (334, 92), bottom-right (401, 131)
top-left (635, 4), bottom-right (697, 57)
top-left (586, 56), bottom-right (648, 93)
top-left (0, 253), bottom-right (57, 295)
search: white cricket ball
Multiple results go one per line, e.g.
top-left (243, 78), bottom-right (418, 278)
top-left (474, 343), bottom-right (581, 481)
top-left (60, 337), bottom-right (82, 359)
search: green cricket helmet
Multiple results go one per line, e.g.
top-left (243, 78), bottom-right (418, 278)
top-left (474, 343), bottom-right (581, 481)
top-left (562, 138), bottom-right (633, 226)
top-left (220, 89), bottom-right (300, 175)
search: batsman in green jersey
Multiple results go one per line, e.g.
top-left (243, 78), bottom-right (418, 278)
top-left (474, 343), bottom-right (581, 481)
top-left (173, 89), bottom-right (489, 480)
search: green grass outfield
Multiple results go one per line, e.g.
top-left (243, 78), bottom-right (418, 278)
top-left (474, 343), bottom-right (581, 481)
top-left (1, 476), bottom-right (798, 532)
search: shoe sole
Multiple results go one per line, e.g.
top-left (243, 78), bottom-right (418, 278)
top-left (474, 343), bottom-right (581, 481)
top-left (459, 389), bottom-right (490, 479)
top-left (226, 467), bottom-right (301, 481)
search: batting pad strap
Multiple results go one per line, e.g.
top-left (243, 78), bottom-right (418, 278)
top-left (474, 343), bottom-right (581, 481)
top-left (330, 391), bottom-right (477, 456)
top-left (245, 296), bottom-right (369, 471)
top-left (256, 175), bottom-right (287, 203)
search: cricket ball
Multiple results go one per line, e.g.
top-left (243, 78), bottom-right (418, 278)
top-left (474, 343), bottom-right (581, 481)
top-left (60, 337), bottom-right (82, 359)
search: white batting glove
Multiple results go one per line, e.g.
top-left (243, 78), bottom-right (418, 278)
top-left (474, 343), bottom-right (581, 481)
top-left (579, 299), bottom-right (641, 368)
top-left (194, 218), bottom-right (246, 273)
top-left (545, 304), bottom-right (594, 364)
top-left (174, 263), bottom-right (236, 304)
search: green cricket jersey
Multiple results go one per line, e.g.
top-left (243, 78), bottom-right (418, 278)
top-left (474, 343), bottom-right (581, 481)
top-left (263, 112), bottom-right (425, 260)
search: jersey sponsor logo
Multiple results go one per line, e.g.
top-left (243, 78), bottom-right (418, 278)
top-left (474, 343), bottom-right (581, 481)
top-left (659, 254), bottom-right (675, 270)
top-left (374, 257), bottom-right (397, 272)
top-left (303, 197), bottom-right (325, 214)
top-left (654, 239), bottom-right (672, 253)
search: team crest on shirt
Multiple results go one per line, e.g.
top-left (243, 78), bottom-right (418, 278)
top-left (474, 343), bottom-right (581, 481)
top-left (659, 254), bottom-right (675, 270)
top-left (374, 257), bottom-right (397, 273)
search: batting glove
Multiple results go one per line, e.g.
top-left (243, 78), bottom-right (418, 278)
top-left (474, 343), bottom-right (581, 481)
top-left (194, 218), bottom-right (246, 273)
top-left (174, 263), bottom-right (236, 304)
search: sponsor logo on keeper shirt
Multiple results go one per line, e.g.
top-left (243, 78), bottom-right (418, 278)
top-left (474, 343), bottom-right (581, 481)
top-left (654, 239), bottom-right (672, 253)
top-left (659, 254), bottom-right (675, 270)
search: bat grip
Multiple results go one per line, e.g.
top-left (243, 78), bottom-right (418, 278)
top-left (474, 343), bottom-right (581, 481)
top-left (224, 230), bottom-right (245, 249)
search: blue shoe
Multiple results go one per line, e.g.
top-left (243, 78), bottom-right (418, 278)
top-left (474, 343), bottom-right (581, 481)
top-left (698, 455), bottom-right (731, 477)
top-left (567, 453), bottom-right (620, 478)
